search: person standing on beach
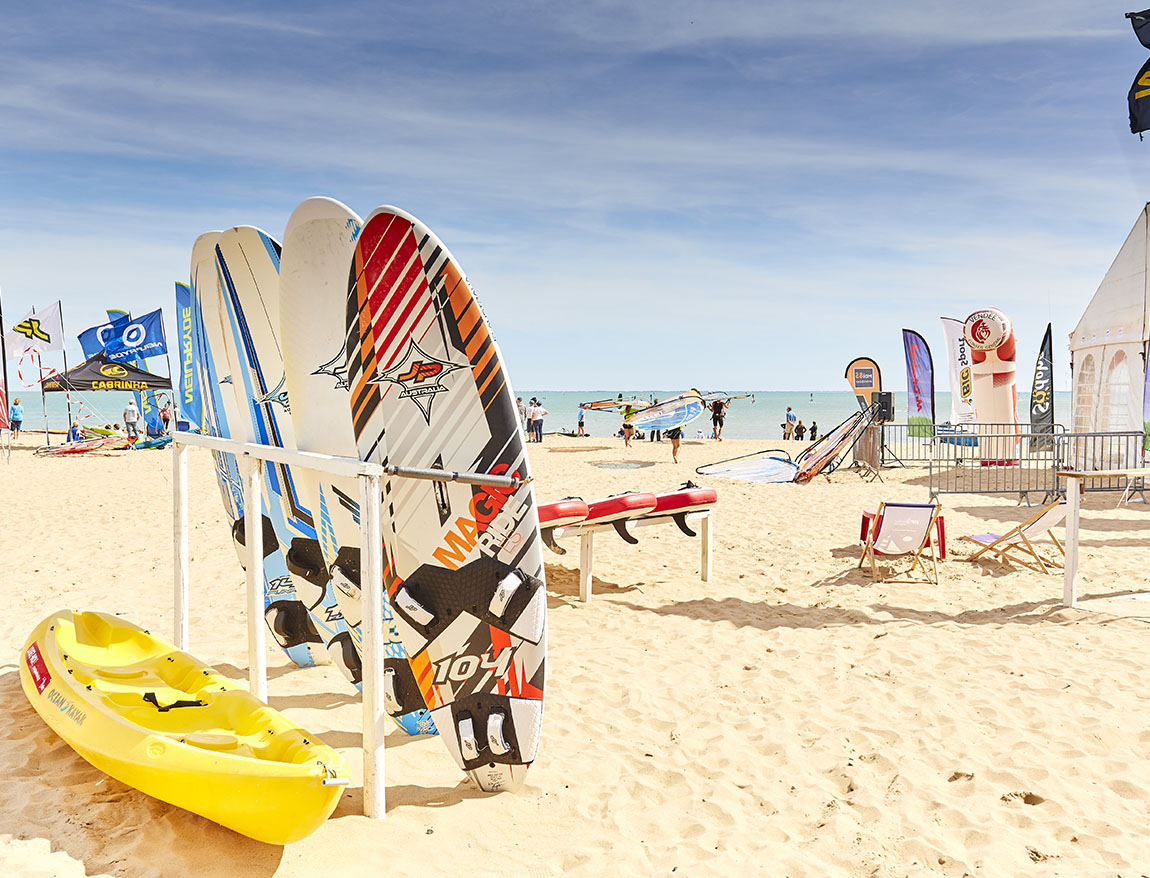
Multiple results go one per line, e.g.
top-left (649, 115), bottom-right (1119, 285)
top-left (516, 396), bottom-right (527, 429)
top-left (809, 421), bottom-right (818, 442)
top-left (533, 401), bottom-right (547, 443)
top-left (667, 426), bottom-right (683, 463)
top-left (123, 399), bottom-right (141, 441)
top-left (621, 404), bottom-right (637, 447)
top-left (160, 401), bottom-right (172, 434)
top-left (577, 408), bottom-right (585, 436)
top-left (524, 398), bottom-right (536, 442)
top-left (711, 397), bottom-right (728, 440)
top-left (8, 398), bottom-right (23, 437)
top-left (795, 421), bottom-right (806, 441)
top-left (784, 406), bottom-right (796, 439)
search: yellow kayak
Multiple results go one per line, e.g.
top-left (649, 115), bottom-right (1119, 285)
top-left (19, 610), bottom-right (349, 844)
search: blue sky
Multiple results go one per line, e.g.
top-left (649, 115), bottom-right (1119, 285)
top-left (1, 1), bottom-right (1148, 391)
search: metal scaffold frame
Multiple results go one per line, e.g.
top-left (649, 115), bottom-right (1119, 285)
top-left (170, 430), bottom-right (523, 820)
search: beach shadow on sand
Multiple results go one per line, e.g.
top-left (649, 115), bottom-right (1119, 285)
top-left (544, 563), bottom-right (642, 606)
top-left (613, 596), bottom-right (877, 631)
top-left (0, 672), bottom-right (286, 875)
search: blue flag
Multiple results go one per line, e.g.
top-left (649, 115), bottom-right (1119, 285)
top-left (106, 309), bottom-right (163, 436)
top-left (78, 314), bottom-right (129, 359)
top-left (104, 308), bottom-right (167, 362)
top-left (175, 282), bottom-right (204, 430)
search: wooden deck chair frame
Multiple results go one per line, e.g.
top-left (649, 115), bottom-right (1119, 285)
top-left (857, 501), bottom-right (940, 585)
top-left (961, 500), bottom-right (1066, 574)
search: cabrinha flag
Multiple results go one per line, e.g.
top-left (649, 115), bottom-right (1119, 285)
top-left (1029, 323), bottom-right (1055, 449)
top-left (940, 317), bottom-right (976, 424)
top-left (902, 329), bottom-right (935, 437)
top-left (175, 282), bottom-right (204, 430)
top-left (4, 301), bottom-right (65, 356)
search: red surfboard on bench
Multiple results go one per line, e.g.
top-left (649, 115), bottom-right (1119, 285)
top-left (539, 484), bottom-right (717, 555)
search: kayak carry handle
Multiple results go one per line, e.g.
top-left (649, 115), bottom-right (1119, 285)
top-left (384, 464), bottom-right (528, 491)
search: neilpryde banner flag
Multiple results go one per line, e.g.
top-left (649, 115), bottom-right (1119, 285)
top-left (1029, 323), bottom-right (1054, 448)
top-left (175, 282), bottom-right (203, 429)
top-left (902, 329), bottom-right (935, 437)
top-left (103, 308), bottom-right (167, 362)
top-left (844, 357), bottom-right (882, 410)
top-left (940, 317), bottom-right (976, 424)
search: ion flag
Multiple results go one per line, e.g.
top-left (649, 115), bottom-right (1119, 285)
top-left (902, 329), bottom-right (935, 437)
top-left (103, 308), bottom-right (167, 362)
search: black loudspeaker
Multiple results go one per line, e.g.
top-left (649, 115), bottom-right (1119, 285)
top-left (874, 391), bottom-right (894, 422)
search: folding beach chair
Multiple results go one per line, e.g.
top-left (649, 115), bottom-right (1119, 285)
top-left (962, 501), bottom-right (1066, 574)
top-left (857, 502), bottom-right (941, 585)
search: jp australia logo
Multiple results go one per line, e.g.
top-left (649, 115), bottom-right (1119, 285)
top-left (46, 689), bottom-right (87, 726)
top-left (14, 318), bottom-right (51, 343)
top-left (370, 340), bottom-right (463, 424)
top-left (256, 375), bottom-right (291, 413)
top-left (100, 364), bottom-right (128, 378)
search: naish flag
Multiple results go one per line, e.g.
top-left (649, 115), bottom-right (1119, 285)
top-left (4, 301), bottom-right (65, 355)
top-left (1029, 323), bottom-right (1055, 448)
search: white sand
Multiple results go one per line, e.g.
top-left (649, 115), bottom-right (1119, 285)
top-left (1, 432), bottom-right (1149, 876)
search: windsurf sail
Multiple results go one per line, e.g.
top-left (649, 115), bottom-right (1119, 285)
top-left (579, 396), bottom-right (651, 411)
top-left (696, 449), bottom-right (797, 482)
top-left (696, 405), bottom-right (878, 484)
top-left (624, 390), bottom-right (706, 431)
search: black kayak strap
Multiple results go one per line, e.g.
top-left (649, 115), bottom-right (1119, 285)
top-left (143, 692), bottom-right (205, 712)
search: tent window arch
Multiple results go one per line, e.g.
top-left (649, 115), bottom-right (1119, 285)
top-left (1102, 350), bottom-right (1132, 433)
top-left (1073, 354), bottom-right (1096, 432)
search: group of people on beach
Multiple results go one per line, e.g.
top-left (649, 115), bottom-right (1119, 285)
top-left (7, 395), bottom-right (175, 446)
top-left (516, 396), bottom-right (548, 443)
top-left (781, 406), bottom-right (817, 442)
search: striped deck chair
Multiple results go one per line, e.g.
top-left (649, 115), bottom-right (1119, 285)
top-left (857, 502), bottom-right (941, 585)
top-left (962, 501), bottom-right (1066, 574)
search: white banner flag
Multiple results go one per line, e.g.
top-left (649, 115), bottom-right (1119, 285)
top-left (4, 301), bottom-right (65, 356)
top-left (940, 317), bottom-right (976, 424)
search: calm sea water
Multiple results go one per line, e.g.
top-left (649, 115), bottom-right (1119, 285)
top-left (517, 390), bottom-right (1074, 442)
top-left (18, 386), bottom-right (1073, 439)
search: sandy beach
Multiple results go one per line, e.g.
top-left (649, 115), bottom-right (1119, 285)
top-left (1, 432), bottom-right (1149, 877)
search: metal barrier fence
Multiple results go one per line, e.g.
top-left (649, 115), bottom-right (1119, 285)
top-left (926, 427), bottom-right (1146, 503)
top-left (876, 423), bottom-right (1066, 466)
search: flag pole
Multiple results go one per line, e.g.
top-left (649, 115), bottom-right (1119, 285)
top-left (59, 302), bottom-right (73, 427)
top-left (32, 305), bottom-right (49, 447)
top-left (0, 285), bottom-right (10, 458)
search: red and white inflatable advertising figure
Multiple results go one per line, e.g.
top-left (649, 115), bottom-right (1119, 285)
top-left (963, 309), bottom-right (1019, 465)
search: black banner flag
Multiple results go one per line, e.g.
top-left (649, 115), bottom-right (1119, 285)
top-left (1029, 323), bottom-right (1054, 450)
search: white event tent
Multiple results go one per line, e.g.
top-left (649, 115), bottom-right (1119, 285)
top-left (1069, 204), bottom-right (1150, 436)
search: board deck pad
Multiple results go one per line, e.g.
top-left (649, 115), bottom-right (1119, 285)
top-left (191, 231), bottom-right (322, 669)
top-left (341, 206), bottom-right (546, 791)
top-left (214, 226), bottom-right (360, 686)
top-left (278, 197), bottom-right (435, 736)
